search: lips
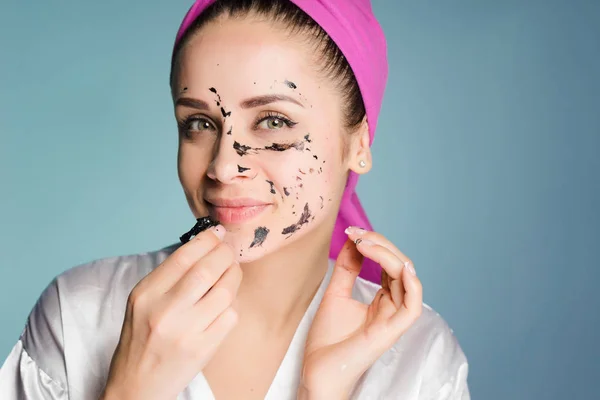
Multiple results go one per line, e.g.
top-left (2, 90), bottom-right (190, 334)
top-left (206, 197), bottom-right (272, 224)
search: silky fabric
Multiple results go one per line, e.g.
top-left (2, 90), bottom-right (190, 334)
top-left (173, 0), bottom-right (389, 283)
top-left (0, 245), bottom-right (470, 399)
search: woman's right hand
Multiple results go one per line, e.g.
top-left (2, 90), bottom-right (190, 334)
top-left (101, 225), bottom-right (241, 400)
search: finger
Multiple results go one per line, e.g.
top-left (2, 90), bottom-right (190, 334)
top-left (194, 307), bottom-right (238, 365)
top-left (187, 261), bottom-right (242, 333)
top-left (325, 238), bottom-right (364, 298)
top-left (388, 266), bottom-right (423, 330)
top-left (203, 259), bottom-right (243, 305)
top-left (354, 240), bottom-right (406, 308)
top-left (355, 240), bottom-right (404, 281)
top-left (381, 269), bottom-right (390, 290)
top-left (167, 242), bottom-right (235, 305)
top-left (141, 225), bottom-right (226, 294)
top-left (389, 276), bottom-right (405, 310)
top-left (400, 262), bottom-right (421, 312)
top-left (371, 289), bottom-right (398, 322)
top-left (370, 289), bottom-right (388, 319)
top-left (345, 228), bottom-right (410, 268)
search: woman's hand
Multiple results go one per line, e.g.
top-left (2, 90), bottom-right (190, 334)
top-left (299, 228), bottom-right (423, 399)
top-left (101, 225), bottom-right (241, 400)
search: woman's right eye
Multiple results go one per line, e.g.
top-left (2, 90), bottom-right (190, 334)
top-left (178, 116), bottom-right (216, 136)
top-left (188, 118), bottom-right (215, 132)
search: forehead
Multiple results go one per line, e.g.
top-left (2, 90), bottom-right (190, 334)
top-left (175, 16), bottom-right (322, 95)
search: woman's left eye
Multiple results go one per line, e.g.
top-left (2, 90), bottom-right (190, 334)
top-left (255, 114), bottom-right (297, 130)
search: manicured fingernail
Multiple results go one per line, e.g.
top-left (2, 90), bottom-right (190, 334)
top-left (405, 261), bottom-right (416, 276)
top-left (345, 226), bottom-right (367, 235)
top-left (211, 225), bottom-right (226, 240)
top-left (355, 238), bottom-right (374, 246)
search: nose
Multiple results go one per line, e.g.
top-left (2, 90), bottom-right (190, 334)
top-left (206, 128), bottom-right (257, 184)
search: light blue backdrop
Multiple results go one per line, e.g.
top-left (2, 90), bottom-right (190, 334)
top-left (1, 1), bottom-right (599, 399)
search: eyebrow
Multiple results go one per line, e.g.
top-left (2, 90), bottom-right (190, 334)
top-left (240, 94), bottom-right (304, 109)
top-left (176, 97), bottom-right (210, 110)
top-left (175, 93), bottom-right (304, 111)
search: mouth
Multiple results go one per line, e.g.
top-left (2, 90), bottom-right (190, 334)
top-left (206, 198), bottom-right (272, 224)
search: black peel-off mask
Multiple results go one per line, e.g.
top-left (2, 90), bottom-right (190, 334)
top-left (249, 226), bottom-right (270, 248)
top-left (180, 216), bottom-right (220, 243)
top-left (282, 203), bottom-right (311, 236)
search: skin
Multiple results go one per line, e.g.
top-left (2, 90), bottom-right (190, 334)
top-left (163, 12), bottom-right (420, 398)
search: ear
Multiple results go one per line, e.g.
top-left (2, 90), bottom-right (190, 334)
top-left (348, 116), bottom-right (372, 174)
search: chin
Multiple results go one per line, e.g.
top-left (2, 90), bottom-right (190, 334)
top-left (223, 232), bottom-right (276, 263)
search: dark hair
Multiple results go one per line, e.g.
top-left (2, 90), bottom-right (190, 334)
top-left (169, 0), bottom-right (366, 133)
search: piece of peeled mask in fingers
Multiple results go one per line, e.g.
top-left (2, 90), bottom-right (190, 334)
top-left (179, 216), bottom-right (221, 243)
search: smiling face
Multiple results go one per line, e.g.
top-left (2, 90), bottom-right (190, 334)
top-left (172, 14), bottom-right (368, 262)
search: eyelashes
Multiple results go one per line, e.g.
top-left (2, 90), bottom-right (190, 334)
top-left (177, 115), bottom-right (216, 138)
top-left (254, 111), bottom-right (298, 131)
top-left (177, 111), bottom-right (298, 138)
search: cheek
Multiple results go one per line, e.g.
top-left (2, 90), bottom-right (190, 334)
top-left (260, 143), bottom-right (340, 202)
top-left (177, 144), bottom-right (210, 187)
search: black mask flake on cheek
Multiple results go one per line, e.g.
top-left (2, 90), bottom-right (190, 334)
top-left (233, 140), bottom-right (308, 157)
top-left (283, 187), bottom-right (291, 196)
top-left (227, 126), bottom-right (232, 135)
top-left (238, 165), bottom-right (250, 173)
top-left (282, 203), bottom-right (311, 236)
top-left (249, 226), bottom-right (270, 248)
top-left (234, 141), bottom-right (254, 156)
top-left (266, 180), bottom-right (276, 194)
top-left (284, 80), bottom-right (297, 89)
top-left (319, 196), bottom-right (324, 209)
top-left (264, 141), bottom-right (304, 151)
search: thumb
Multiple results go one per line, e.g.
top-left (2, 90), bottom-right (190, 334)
top-left (325, 238), bottom-right (364, 298)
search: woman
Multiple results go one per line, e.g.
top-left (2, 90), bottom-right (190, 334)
top-left (0, 0), bottom-right (470, 399)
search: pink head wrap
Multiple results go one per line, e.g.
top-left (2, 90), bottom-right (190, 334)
top-left (174, 0), bottom-right (388, 284)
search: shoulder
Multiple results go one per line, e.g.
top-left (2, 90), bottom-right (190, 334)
top-left (352, 277), bottom-right (470, 399)
top-left (46, 242), bottom-right (182, 340)
top-left (11, 243), bottom-right (181, 396)
top-left (44, 242), bottom-right (180, 326)
top-left (53, 242), bottom-right (180, 300)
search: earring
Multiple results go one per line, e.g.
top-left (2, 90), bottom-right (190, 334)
top-left (359, 160), bottom-right (366, 168)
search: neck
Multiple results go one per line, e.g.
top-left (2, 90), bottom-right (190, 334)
top-left (233, 226), bottom-right (332, 334)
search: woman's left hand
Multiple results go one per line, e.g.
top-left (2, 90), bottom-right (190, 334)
top-left (298, 228), bottom-right (423, 399)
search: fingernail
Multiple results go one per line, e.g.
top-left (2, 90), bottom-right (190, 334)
top-left (211, 225), bottom-right (226, 241)
top-left (405, 261), bottom-right (416, 276)
top-left (345, 226), bottom-right (367, 235)
top-left (355, 238), bottom-right (374, 247)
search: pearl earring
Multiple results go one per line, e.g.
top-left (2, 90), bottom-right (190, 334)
top-left (359, 160), bottom-right (366, 168)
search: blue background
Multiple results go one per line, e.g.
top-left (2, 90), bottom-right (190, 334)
top-left (1, 0), bottom-right (599, 398)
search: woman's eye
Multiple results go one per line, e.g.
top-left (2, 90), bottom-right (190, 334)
top-left (256, 115), bottom-right (297, 130)
top-left (265, 117), bottom-right (285, 129)
top-left (178, 116), bottom-right (215, 136)
top-left (188, 118), bottom-right (214, 132)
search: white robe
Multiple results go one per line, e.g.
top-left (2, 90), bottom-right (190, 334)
top-left (0, 243), bottom-right (470, 399)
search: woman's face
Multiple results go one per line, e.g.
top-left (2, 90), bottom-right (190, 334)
top-left (173, 15), bottom-right (359, 262)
